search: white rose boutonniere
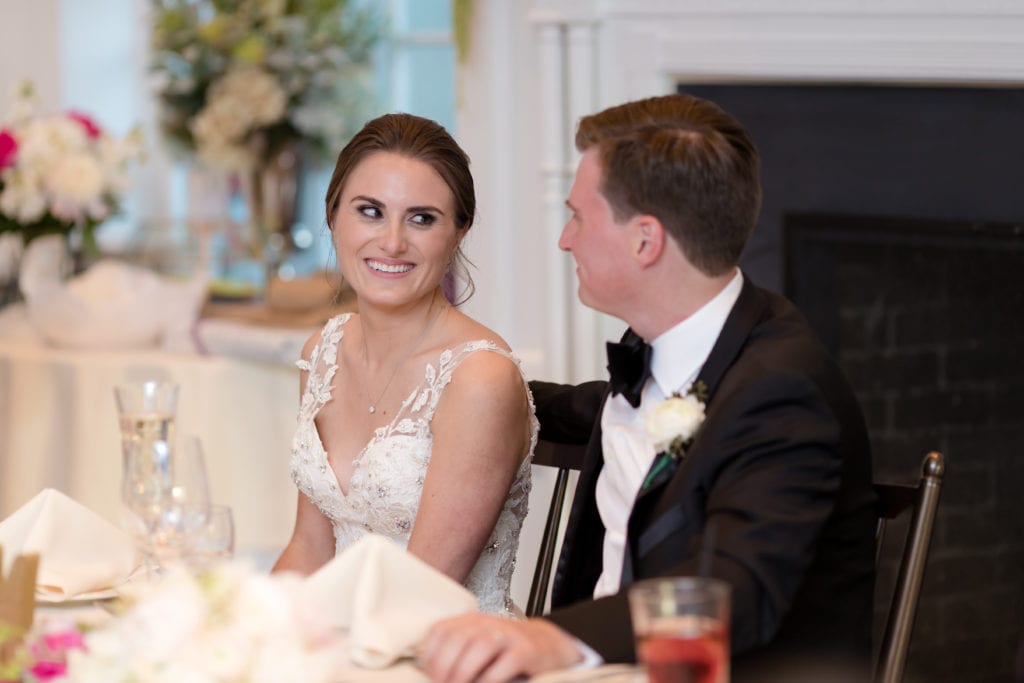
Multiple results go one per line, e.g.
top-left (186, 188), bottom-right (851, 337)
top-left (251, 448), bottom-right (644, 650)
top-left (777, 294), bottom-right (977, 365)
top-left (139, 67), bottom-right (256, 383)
top-left (642, 381), bottom-right (709, 490)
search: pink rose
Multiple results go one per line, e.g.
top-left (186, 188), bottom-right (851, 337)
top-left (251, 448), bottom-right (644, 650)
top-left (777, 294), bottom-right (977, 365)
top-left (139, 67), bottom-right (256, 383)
top-left (28, 661), bottom-right (68, 680)
top-left (28, 628), bottom-right (87, 681)
top-left (0, 130), bottom-right (17, 168)
top-left (41, 631), bottom-right (85, 652)
top-left (67, 111), bottom-right (101, 138)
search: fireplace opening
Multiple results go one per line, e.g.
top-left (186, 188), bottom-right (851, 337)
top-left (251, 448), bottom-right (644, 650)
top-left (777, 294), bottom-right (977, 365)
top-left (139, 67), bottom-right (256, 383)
top-left (786, 212), bottom-right (1024, 683)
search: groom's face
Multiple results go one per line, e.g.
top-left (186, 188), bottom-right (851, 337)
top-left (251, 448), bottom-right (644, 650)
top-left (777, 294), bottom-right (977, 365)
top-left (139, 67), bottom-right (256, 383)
top-left (560, 149), bottom-right (634, 318)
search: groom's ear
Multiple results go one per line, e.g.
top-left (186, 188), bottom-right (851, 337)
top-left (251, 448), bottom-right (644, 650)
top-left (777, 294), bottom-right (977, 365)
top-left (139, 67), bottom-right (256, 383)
top-left (630, 215), bottom-right (666, 268)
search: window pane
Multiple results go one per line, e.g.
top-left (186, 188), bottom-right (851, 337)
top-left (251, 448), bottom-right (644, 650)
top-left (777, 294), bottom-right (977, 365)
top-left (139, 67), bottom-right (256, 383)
top-left (394, 43), bottom-right (455, 130)
top-left (394, 0), bottom-right (452, 33)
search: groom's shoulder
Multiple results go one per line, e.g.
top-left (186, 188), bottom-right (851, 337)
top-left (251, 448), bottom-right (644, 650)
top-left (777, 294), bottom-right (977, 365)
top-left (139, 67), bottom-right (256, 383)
top-left (742, 284), bottom-right (828, 355)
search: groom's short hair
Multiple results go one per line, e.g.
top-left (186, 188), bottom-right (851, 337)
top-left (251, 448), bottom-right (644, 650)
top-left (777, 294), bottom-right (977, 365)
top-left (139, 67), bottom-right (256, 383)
top-left (575, 94), bottom-right (762, 277)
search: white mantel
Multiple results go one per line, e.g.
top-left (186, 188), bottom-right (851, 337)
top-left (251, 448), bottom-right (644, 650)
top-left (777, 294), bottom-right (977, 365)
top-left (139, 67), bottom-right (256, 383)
top-left (455, 0), bottom-right (1024, 384)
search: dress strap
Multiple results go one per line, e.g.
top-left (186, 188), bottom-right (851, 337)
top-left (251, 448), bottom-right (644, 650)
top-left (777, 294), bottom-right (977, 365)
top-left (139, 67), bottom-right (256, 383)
top-left (295, 313), bottom-right (353, 421)
top-left (399, 341), bottom-right (528, 424)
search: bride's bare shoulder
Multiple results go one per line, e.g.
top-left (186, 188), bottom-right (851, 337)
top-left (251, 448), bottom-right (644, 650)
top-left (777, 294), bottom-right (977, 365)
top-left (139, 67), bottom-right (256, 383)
top-left (442, 310), bottom-right (513, 354)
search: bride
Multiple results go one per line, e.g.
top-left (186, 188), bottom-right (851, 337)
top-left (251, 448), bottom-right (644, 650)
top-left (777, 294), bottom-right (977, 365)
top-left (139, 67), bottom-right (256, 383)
top-left (273, 113), bottom-right (536, 615)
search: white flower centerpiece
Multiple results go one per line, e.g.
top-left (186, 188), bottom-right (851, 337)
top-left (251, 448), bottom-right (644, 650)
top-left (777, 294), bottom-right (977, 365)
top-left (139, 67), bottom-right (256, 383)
top-left (0, 82), bottom-right (143, 257)
top-left (150, 0), bottom-right (382, 250)
top-left (63, 563), bottom-right (344, 683)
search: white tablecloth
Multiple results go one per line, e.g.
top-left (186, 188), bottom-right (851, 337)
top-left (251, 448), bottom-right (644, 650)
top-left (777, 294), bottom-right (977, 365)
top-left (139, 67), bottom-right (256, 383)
top-left (0, 337), bottom-right (301, 555)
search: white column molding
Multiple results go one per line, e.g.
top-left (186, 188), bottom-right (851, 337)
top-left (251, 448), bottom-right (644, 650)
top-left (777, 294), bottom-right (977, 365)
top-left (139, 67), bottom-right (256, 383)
top-left (534, 19), bottom-right (573, 382)
top-left (564, 21), bottom-right (605, 382)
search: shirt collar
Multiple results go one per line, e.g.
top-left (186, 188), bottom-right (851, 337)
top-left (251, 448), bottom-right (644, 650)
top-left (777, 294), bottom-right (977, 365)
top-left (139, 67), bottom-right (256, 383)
top-left (648, 269), bottom-right (744, 397)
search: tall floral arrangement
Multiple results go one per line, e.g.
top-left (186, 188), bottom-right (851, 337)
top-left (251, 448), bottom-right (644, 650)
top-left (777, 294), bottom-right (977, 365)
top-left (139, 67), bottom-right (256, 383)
top-left (0, 83), bottom-right (143, 252)
top-left (150, 0), bottom-right (381, 171)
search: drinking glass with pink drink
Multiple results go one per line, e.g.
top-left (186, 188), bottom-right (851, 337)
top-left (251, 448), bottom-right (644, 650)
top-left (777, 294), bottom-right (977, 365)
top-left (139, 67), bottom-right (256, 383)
top-left (628, 577), bottom-right (731, 683)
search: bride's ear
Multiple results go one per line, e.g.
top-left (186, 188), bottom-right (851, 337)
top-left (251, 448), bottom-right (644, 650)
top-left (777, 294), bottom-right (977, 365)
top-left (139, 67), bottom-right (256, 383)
top-left (630, 215), bottom-right (665, 268)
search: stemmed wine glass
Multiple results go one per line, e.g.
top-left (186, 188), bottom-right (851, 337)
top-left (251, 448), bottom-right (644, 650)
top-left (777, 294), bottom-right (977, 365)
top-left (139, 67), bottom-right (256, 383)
top-left (189, 504), bottom-right (236, 570)
top-left (120, 434), bottom-right (212, 575)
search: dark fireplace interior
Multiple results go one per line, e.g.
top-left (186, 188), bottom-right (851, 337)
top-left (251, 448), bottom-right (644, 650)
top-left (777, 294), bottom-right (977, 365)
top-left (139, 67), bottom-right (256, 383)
top-left (679, 83), bottom-right (1024, 682)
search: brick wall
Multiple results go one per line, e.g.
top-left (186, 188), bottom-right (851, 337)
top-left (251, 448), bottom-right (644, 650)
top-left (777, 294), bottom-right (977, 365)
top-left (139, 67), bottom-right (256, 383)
top-left (787, 214), bottom-right (1024, 683)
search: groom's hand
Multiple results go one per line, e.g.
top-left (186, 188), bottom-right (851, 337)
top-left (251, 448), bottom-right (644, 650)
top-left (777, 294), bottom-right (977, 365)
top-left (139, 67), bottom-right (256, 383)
top-left (419, 613), bottom-right (584, 683)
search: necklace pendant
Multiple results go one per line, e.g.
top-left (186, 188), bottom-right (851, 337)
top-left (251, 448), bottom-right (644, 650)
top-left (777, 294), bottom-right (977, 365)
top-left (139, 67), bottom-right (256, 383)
top-left (368, 405), bottom-right (376, 414)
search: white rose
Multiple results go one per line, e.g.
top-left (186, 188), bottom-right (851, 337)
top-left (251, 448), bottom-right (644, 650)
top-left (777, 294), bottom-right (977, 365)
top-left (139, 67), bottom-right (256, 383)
top-left (47, 152), bottom-right (104, 204)
top-left (120, 571), bottom-right (206, 661)
top-left (645, 394), bottom-right (705, 454)
top-left (0, 171), bottom-right (47, 222)
top-left (46, 116), bottom-right (90, 153)
top-left (211, 67), bottom-right (287, 128)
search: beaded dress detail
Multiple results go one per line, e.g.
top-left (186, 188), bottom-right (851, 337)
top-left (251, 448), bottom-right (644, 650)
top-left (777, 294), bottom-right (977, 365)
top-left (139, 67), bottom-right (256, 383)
top-left (291, 313), bottom-right (536, 615)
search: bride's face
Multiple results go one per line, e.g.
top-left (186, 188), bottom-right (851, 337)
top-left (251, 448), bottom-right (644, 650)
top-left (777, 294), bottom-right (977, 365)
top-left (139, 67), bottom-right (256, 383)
top-left (333, 151), bottom-right (462, 310)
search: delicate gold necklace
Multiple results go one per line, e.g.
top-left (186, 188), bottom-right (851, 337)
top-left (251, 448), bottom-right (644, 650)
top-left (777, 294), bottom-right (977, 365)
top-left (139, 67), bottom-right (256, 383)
top-left (360, 306), bottom-right (445, 415)
top-left (362, 345), bottom-right (414, 415)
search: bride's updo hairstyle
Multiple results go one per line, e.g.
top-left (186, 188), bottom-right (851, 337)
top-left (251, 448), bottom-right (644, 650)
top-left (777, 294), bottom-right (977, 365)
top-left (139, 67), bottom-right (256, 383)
top-left (325, 113), bottom-right (476, 303)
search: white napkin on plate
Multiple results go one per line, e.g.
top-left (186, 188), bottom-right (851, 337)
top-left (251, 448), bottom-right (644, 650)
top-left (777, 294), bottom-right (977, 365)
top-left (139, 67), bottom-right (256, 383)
top-left (0, 488), bottom-right (139, 600)
top-left (303, 534), bottom-right (478, 669)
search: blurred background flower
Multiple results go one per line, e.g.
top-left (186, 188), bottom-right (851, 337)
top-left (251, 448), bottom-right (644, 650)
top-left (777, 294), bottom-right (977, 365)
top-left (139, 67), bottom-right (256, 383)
top-left (150, 0), bottom-right (382, 172)
top-left (0, 81), bottom-right (143, 255)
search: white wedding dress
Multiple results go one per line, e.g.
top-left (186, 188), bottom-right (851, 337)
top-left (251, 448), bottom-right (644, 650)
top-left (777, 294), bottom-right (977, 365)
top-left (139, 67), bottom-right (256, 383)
top-left (290, 313), bottom-right (536, 615)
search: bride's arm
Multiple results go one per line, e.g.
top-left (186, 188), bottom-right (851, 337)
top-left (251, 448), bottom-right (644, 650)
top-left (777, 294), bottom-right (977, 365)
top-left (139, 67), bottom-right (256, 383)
top-left (407, 352), bottom-right (531, 583)
top-left (272, 329), bottom-right (336, 574)
top-left (272, 493), bottom-right (335, 574)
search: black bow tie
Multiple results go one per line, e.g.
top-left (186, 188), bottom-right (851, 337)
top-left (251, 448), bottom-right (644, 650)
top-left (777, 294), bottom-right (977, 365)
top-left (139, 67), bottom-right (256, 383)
top-left (606, 337), bottom-right (652, 408)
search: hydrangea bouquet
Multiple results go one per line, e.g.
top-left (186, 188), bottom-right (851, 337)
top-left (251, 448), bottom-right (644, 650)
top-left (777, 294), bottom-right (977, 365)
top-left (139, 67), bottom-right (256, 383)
top-left (150, 0), bottom-right (381, 171)
top-left (0, 83), bottom-right (143, 253)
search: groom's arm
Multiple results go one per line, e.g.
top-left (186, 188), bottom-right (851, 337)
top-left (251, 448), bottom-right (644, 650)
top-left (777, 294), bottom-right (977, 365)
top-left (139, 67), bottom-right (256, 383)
top-left (529, 380), bottom-right (608, 444)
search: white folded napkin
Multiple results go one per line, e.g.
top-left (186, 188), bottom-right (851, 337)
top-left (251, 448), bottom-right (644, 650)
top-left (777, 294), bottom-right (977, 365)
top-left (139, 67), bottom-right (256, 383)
top-left (0, 488), bottom-right (139, 600)
top-left (303, 534), bottom-right (478, 669)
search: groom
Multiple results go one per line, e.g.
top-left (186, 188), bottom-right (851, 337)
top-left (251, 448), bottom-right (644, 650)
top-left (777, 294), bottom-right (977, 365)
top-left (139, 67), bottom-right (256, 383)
top-left (421, 94), bottom-right (876, 682)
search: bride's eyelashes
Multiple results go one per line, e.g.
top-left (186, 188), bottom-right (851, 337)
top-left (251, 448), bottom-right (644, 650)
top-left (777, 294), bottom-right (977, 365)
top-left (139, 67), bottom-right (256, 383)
top-left (355, 202), bottom-right (383, 219)
top-left (409, 211), bottom-right (438, 227)
top-left (353, 202), bottom-right (440, 229)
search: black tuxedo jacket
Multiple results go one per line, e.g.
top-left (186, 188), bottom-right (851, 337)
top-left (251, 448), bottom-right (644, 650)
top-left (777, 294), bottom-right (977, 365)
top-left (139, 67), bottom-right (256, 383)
top-left (531, 279), bottom-right (876, 680)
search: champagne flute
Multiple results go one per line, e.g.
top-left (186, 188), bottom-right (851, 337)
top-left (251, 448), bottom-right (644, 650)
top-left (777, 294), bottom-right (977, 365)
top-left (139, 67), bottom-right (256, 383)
top-left (115, 380), bottom-right (177, 577)
top-left (114, 380), bottom-right (178, 475)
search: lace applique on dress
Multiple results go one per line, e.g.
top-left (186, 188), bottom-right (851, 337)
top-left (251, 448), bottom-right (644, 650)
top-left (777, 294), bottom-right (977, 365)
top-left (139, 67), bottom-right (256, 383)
top-left (290, 313), bottom-right (537, 615)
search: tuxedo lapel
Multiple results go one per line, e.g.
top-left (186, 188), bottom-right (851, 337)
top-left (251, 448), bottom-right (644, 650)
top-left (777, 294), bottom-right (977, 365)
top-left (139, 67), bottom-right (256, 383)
top-left (694, 277), bottom-right (768, 403)
top-left (632, 278), bottom-right (768, 502)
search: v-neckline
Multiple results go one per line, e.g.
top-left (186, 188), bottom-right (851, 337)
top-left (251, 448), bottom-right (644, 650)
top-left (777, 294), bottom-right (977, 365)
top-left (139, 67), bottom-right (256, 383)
top-left (312, 387), bottom-right (408, 498)
top-left (302, 314), bottom-right (502, 498)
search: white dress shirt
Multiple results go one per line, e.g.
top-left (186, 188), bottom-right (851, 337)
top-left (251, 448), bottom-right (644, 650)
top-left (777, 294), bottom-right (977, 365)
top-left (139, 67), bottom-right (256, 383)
top-left (592, 269), bottom-right (744, 598)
